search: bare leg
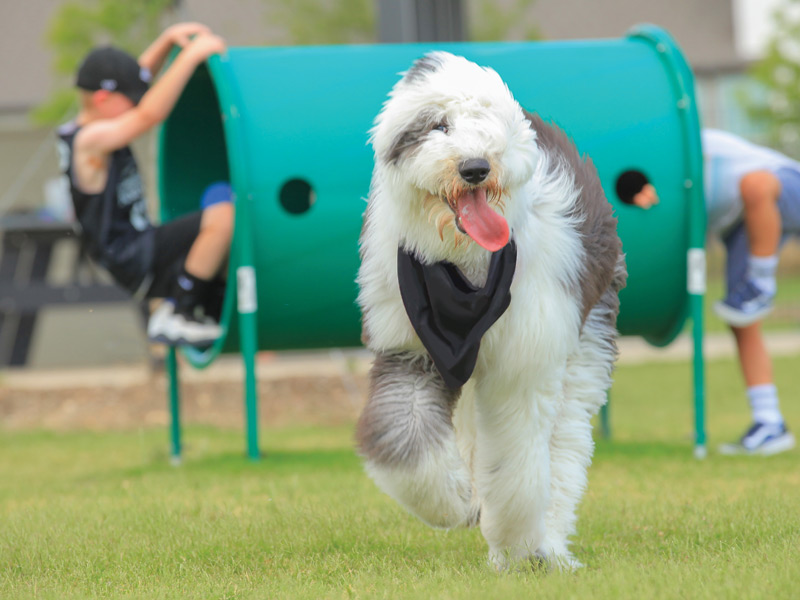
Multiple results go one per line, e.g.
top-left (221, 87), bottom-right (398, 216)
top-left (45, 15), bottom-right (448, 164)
top-left (714, 172), bottom-right (781, 326)
top-left (724, 322), bottom-right (792, 452)
top-left (740, 171), bottom-right (781, 258)
top-left (183, 201), bottom-right (234, 279)
top-left (731, 322), bottom-right (773, 387)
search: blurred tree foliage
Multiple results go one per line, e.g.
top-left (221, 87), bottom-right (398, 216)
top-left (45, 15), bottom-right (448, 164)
top-left (34, 0), bottom-right (542, 124)
top-left (270, 0), bottom-right (375, 45)
top-left (742, 0), bottom-right (800, 157)
top-left (268, 0), bottom-right (539, 45)
top-left (32, 0), bottom-right (175, 126)
top-left (467, 0), bottom-right (540, 42)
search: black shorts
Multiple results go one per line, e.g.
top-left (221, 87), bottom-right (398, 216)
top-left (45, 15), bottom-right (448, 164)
top-left (145, 211), bottom-right (203, 298)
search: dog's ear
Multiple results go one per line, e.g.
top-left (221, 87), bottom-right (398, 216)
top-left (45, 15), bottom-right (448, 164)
top-left (403, 52), bottom-right (447, 84)
top-left (386, 109), bottom-right (443, 164)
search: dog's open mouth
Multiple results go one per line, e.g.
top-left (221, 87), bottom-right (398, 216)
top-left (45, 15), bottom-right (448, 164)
top-left (445, 187), bottom-right (510, 252)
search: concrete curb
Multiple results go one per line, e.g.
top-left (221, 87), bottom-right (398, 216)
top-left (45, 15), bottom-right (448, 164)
top-left (2, 332), bottom-right (799, 391)
top-left (615, 330), bottom-right (800, 365)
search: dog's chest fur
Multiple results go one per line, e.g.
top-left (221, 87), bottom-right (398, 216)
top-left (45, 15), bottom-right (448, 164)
top-left (360, 175), bottom-right (586, 378)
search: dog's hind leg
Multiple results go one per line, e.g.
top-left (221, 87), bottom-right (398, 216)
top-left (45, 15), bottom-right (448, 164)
top-left (538, 286), bottom-right (621, 570)
top-left (356, 351), bottom-right (479, 529)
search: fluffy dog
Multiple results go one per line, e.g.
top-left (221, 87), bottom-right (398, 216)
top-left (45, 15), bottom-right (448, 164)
top-left (355, 52), bottom-right (626, 570)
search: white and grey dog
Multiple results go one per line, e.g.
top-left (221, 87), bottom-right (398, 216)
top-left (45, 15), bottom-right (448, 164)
top-left (355, 52), bottom-right (626, 570)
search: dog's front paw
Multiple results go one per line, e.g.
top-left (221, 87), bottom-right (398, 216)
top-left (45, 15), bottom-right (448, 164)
top-left (487, 550), bottom-right (546, 573)
top-left (535, 545), bottom-right (583, 572)
top-left (543, 552), bottom-right (583, 572)
top-left (487, 545), bottom-right (583, 573)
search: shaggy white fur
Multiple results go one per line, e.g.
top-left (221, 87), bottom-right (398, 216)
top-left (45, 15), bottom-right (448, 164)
top-left (355, 52), bottom-right (626, 571)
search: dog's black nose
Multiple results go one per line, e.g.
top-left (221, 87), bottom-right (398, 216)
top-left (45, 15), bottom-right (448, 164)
top-left (459, 158), bottom-right (490, 184)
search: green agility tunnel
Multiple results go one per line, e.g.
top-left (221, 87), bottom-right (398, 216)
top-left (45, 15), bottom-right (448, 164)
top-left (158, 24), bottom-right (706, 461)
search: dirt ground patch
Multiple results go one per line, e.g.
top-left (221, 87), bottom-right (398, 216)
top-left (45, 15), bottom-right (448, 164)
top-left (0, 365), bottom-right (369, 432)
top-left (5, 330), bottom-right (800, 432)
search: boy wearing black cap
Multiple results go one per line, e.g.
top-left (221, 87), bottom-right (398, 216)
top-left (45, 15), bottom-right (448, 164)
top-left (56, 23), bottom-right (233, 347)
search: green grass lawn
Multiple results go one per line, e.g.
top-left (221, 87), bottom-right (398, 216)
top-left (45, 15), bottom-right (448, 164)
top-left (2, 355), bottom-right (800, 599)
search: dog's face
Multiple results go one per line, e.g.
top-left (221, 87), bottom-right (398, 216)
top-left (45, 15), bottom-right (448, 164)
top-left (371, 52), bottom-right (537, 252)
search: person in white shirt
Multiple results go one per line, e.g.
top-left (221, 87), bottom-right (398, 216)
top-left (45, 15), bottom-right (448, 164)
top-left (633, 129), bottom-right (797, 455)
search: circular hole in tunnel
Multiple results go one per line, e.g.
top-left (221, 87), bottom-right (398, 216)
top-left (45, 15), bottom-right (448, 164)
top-left (615, 169), bottom-right (650, 206)
top-left (279, 178), bottom-right (315, 215)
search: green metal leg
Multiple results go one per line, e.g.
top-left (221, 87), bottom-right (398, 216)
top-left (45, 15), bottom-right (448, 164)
top-left (166, 346), bottom-right (182, 466)
top-left (241, 319), bottom-right (260, 461)
top-left (236, 265), bottom-right (261, 461)
top-left (691, 291), bottom-right (706, 459)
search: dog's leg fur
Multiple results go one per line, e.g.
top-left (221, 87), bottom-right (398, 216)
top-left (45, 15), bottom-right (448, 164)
top-left (472, 373), bottom-right (563, 570)
top-left (356, 351), bottom-right (480, 528)
top-left (538, 260), bottom-right (625, 569)
top-left (452, 383), bottom-right (478, 488)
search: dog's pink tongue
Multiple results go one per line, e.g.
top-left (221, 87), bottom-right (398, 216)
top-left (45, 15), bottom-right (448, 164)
top-left (456, 188), bottom-right (509, 252)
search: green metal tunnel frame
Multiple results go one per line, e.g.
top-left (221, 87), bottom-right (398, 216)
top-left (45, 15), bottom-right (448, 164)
top-left (158, 24), bottom-right (706, 463)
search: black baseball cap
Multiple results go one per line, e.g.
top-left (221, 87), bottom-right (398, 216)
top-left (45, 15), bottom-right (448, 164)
top-left (76, 46), bottom-right (151, 105)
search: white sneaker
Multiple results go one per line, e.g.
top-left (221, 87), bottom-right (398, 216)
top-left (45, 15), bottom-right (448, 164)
top-left (147, 301), bottom-right (222, 347)
top-left (719, 422), bottom-right (796, 456)
top-left (147, 301), bottom-right (176, 343)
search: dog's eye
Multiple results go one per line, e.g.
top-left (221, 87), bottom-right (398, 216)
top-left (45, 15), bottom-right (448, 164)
top-left (433, 123), bottom-right (448, 134)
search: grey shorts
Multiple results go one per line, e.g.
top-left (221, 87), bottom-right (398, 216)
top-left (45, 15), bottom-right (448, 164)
top-left (722, 167), bottom-right (800, 291)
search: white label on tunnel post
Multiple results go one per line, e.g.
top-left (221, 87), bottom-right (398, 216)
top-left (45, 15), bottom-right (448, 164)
top-left (687, 249), bottom-right (706, 295)
top-left (237, 266), bottom-right (258, 314)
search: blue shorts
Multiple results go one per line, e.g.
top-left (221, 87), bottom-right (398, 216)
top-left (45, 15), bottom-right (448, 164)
top-left (723, 167), bottom-right (800, 291)
top-left (201, 181), bottom-right (233, 209)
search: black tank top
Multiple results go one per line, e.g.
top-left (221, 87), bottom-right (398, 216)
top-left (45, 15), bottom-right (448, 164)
top-left (57, 121), bottom-right (155, 295)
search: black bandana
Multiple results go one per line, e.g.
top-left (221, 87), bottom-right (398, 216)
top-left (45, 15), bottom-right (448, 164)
top-left (397, 241), bottom-right (517, 389)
